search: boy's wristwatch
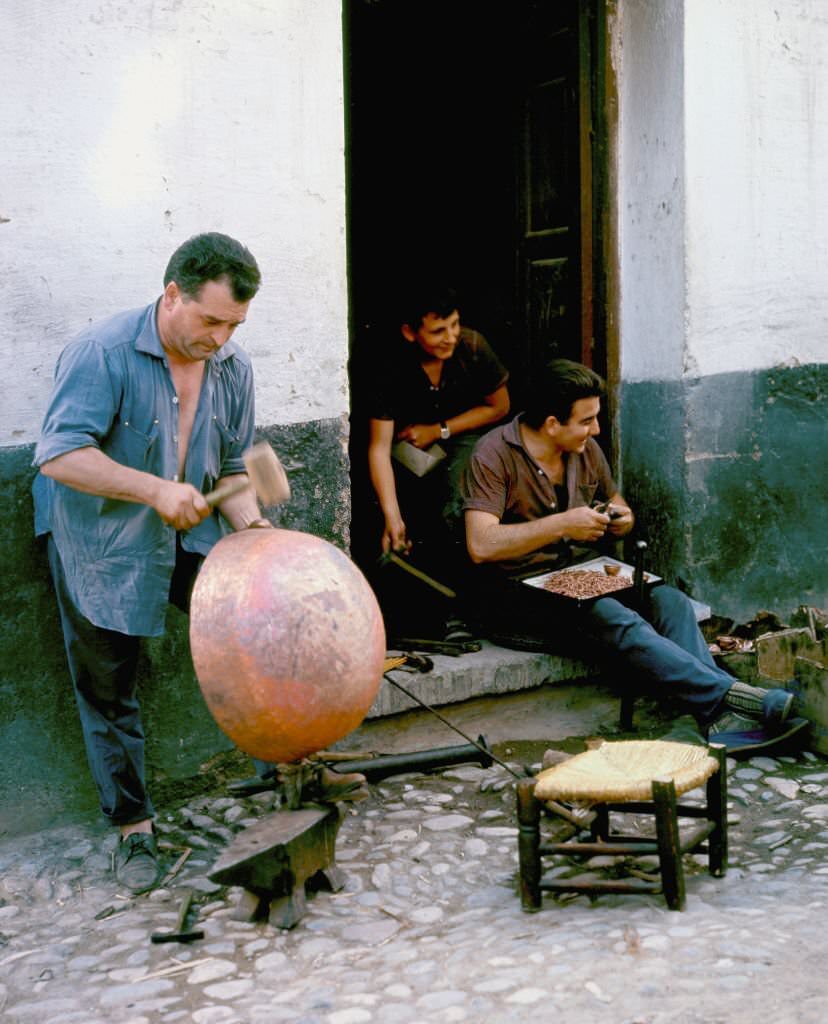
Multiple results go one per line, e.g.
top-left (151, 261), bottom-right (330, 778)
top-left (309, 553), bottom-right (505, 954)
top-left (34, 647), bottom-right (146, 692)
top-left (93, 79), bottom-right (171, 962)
top-left (439, 422), bottom-right (451, 441)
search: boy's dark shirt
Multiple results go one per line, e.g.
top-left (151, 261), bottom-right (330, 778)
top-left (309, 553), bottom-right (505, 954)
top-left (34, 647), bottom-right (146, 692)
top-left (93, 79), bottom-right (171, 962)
top-left (371, 327), bottom-right (508, 428)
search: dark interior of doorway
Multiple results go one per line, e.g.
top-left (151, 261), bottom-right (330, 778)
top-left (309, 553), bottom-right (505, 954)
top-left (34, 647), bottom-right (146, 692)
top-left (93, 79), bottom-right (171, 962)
top-left (345, 0), bottom-right (524, 563)
top-left (344, 0), bottom-right (609, 566)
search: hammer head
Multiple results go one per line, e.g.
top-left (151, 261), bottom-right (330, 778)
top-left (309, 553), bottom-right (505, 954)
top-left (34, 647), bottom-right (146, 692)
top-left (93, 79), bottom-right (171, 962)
top-left (243, 442), bottom-right (291, 507)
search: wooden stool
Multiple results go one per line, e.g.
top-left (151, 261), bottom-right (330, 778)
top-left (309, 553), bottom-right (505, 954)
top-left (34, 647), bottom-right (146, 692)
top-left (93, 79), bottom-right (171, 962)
top-left (517, 740), bottom-right (727, 912)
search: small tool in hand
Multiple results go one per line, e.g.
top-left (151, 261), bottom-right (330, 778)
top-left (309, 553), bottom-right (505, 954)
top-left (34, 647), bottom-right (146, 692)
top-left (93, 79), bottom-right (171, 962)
top-left (150, 888), bottom-right (204, 944)
top-left (592, 499), bottom-right (623, 520)
top-left (204, 441), bottom-right (291, 508)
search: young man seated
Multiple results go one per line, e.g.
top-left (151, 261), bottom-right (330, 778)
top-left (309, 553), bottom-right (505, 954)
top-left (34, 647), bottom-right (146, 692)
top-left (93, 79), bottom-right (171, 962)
top-left (366, 284), bottom-right (510, 640)
top-left (459, 358), bottom-right (794, 744)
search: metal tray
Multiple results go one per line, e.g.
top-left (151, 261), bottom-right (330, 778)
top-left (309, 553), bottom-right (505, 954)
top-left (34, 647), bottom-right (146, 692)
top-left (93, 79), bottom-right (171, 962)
top-left (521, 556), bottom-right (662, 607)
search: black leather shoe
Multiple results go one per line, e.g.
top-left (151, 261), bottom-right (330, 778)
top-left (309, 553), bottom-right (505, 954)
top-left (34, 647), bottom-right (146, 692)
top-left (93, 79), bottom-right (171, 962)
top-left (114, 832), bottom-right (163, 895)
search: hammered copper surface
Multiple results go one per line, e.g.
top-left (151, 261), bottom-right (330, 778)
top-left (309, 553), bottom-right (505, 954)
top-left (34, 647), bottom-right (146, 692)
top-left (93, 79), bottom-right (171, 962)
top-left (190, 529), bottom-right (385, 762)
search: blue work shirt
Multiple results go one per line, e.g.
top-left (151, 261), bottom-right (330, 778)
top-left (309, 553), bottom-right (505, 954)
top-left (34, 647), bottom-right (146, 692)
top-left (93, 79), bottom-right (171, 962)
top-left (33, 301), bottom-right (256, 637)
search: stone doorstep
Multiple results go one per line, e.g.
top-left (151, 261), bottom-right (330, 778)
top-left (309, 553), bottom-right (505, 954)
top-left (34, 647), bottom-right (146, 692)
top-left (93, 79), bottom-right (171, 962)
top-left (368, 596), bottom-right (712, 719)
top-left (368, 640), bottom-right (596, 719)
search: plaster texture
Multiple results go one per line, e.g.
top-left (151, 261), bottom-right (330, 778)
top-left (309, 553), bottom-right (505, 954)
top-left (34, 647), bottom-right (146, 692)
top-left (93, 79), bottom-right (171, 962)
top-left (616, 0), bottom-right (828, 382)
top-left (615, 0), bottom-right (687, 384)
top-left (622, 363), bottom-right (827, 621)
top-left (1, 0), bottom-right (348, 446)
top-left (685, 0), bottom-right (828, 378)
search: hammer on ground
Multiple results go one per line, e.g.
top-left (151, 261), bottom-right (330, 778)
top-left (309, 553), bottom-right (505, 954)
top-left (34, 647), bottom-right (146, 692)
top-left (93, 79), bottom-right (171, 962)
top-left (203, 441), bottom-right (291, 509)
top-left (150, 888), bottom-right (204, 944)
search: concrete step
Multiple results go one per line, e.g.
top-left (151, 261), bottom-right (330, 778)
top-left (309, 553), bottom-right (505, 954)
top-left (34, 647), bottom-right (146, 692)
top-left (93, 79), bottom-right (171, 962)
top-left (368, 641), bottom-right (596, 719)
top-left (368, 597), bottom-right (711, 719)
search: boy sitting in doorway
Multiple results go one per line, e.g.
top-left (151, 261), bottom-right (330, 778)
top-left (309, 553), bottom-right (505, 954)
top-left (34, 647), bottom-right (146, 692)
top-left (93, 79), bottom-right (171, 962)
top-left (366, 283), bottom-right (510, 642)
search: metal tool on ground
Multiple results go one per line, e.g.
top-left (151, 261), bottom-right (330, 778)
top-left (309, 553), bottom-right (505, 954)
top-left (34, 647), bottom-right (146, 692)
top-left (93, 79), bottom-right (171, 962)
top-left (150, 888), bottom-right (204, 944)
top-left (204, 441), bottom-right (291, 508)
top-left (387, 636), bottom-right (481, 657)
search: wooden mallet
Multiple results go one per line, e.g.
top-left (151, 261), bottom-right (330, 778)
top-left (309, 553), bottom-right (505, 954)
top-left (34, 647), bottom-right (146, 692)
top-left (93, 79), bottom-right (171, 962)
top-left (204, 442), bottom-right (291, 508)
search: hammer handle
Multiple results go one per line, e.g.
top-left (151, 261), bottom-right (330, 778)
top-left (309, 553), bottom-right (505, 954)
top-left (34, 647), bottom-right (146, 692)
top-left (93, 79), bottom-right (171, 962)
top-left (150, 888), bottom-right (204, 944)
top-left (204, 477), bottom-right (251, 508)
top-left (381, 551), bottom-right (457, 599)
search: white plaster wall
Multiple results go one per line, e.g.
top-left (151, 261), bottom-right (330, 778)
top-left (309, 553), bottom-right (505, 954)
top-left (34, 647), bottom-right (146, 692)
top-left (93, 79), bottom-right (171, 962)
top-left (616, 0), bottom-right (828, 383)
top-left (684, 0), bottom-right (828, 377)
top-left (614, 0), bottom-right (687, 383)
top-left (0, 0), bottom-right (347, 447)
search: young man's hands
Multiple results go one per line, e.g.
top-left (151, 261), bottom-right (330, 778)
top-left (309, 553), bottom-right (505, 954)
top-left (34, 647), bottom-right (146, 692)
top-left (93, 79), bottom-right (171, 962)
top-left (560, 506), bottom-right (612, 542)
top-left (382, 513), bottom-right (412, 555)
top-left (560, 502), bottom-right (634, 542)
top-left (606, 504), bottom-right (634, 536)
top-left (396, 423), bottom-right (441, 449)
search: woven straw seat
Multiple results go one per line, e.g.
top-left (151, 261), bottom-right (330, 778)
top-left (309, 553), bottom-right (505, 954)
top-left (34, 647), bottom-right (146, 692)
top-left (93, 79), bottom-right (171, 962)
top-left (517, 740), bottom-right (728, 912)
top-left (534, 740), bottom-right (719, 805)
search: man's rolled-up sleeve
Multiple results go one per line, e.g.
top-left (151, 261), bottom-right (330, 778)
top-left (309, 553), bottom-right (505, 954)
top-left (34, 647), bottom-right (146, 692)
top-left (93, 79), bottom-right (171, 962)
top-left (460, 449), bottom-right (507, 520)
top-left (33, 341), bottom-right (118, 467)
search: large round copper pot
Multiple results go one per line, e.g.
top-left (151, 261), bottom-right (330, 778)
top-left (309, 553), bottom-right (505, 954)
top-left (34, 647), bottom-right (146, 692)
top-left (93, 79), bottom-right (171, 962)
top-left (190, 528), bottom-right (386, 763)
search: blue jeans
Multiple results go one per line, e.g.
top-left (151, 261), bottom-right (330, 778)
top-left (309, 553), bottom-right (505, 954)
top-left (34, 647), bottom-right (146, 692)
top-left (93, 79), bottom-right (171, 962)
top-left (477, 579), bottom-right (732, 725)
top-left (579, 586), bottom-right (732, 724)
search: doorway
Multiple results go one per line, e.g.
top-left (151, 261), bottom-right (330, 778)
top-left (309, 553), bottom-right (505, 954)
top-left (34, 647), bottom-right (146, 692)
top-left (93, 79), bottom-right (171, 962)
top-left (345, 0), bottom-right (611, 557)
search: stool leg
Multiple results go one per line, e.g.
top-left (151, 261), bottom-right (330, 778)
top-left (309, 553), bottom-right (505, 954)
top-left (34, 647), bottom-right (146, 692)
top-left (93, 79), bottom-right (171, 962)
top-left (590, 803), bottom-right (610, 841)
top-left (706, 743), bottom-right (728, 877)
top-left (619, 691), bottom-right (635, 731)
top-left (517, 778), bottom-right (542, 912)
top-left (652, 776), bottom-right (686, 911)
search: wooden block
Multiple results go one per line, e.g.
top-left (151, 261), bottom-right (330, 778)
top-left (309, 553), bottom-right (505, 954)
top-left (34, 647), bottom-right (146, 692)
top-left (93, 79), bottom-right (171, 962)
top-left (794, 655), bottom-right (828, 756)
top-left (714, 650), bottom-right (759, 683)
top-left (756, 628), bottom-right (823, 681)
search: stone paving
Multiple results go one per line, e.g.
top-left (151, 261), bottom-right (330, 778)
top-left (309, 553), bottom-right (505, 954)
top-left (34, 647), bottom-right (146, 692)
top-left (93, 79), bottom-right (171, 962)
top-left (2, 746), bottom-right (828, 1024)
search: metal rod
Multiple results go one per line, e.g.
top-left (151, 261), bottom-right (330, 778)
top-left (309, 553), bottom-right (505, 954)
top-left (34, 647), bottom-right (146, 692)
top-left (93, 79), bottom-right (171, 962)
top-left (382, 673), bottom-right (527, 780)
top-left (331, 740), bottom-right (493, 783)
top-left (378, 551), bottom-right (457, 599)
top-left (633, 540), bottom-right (647, 603)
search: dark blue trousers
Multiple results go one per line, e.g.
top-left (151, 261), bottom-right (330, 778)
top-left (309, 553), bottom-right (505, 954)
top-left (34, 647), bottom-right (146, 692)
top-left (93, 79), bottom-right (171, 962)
top-left (48, 537), bottom-right (202, 826)
top-left (478, 579), bottom-right (732, 725)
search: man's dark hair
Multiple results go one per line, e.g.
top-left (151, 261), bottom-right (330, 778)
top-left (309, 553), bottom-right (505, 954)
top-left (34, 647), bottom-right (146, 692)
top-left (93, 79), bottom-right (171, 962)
top-left (399, 281), bottom-right (460, 331)
top-left (164, 232), bottom-right (261, 302)
top-left (523, 359), bottom-right (606, 428)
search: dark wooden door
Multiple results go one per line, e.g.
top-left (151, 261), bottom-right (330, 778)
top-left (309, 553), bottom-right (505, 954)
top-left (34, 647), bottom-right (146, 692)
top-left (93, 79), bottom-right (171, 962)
top-left (517, 0), bottom-right (599, 384)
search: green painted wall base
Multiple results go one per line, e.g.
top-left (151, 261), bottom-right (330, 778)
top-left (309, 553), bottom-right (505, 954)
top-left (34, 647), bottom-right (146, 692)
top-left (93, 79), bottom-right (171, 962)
top-left (621, 362), bottom-right (827, 621)
top-left (0, 418), bottom-right (349, 838)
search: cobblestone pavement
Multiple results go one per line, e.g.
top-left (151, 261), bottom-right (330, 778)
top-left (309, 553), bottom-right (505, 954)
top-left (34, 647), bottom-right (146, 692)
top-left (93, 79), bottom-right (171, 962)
top-left (2, 745), bottom-right (828, 1024)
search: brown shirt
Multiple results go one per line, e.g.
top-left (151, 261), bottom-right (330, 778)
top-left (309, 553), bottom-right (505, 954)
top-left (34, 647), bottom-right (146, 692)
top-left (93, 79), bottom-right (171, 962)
top-left (460, 414), bottom-right (617, 576)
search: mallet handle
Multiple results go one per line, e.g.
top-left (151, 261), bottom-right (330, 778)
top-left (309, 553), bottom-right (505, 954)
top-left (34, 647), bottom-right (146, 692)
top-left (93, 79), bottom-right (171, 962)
top-left (204, 477), bottom-right (251, 507)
